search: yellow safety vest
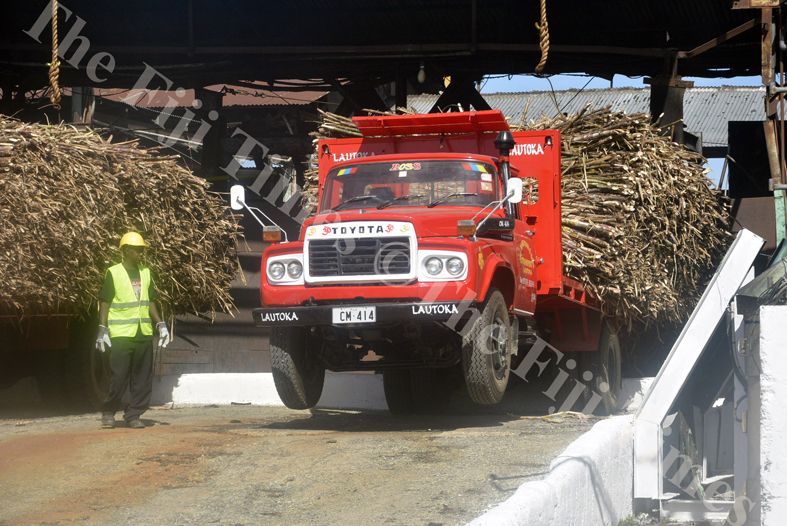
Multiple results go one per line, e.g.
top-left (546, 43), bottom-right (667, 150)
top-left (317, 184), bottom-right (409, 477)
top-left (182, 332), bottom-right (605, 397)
top-left (106, 263), bottom-right (153, 338)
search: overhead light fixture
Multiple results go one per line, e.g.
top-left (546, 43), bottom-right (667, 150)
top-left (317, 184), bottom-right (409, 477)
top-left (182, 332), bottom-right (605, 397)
top-left (417, 62), bottom-right (426, 84)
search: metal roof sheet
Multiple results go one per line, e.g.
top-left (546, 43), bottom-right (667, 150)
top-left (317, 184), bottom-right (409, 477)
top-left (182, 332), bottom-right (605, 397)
top-left (407, 86), bottom-right (765, 148)
top-left (95, 84), bottom-right (328, 108)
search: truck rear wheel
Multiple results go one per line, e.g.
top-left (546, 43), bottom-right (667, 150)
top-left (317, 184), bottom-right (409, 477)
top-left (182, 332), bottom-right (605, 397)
top-left (64, 318), bottom-right (111, 411)
top-left (462, 288), bottom-right (511, 405)
top-left (382, 370), bottom-right (415, 415)
top-left (34, 350), bottom-right (69, 411)
top-left (580, 319), bottom-right (621, 415)
top-left (270, 326), bottom-right (325, 409)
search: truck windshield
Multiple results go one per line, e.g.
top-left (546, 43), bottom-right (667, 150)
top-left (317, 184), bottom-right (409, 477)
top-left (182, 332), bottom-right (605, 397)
top-left (320, 160), bottom-right (499, 212)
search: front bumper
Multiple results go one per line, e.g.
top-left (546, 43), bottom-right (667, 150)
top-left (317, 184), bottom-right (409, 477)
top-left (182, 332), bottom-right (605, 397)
top-left (252, 301), bottom-right (476, 327)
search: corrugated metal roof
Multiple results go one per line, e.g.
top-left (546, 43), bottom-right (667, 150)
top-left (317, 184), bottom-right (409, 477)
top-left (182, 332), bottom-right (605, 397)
top-left (407, 86), bottom-right (765, 148)
top-left (95, 84), bottom-right (328, 108)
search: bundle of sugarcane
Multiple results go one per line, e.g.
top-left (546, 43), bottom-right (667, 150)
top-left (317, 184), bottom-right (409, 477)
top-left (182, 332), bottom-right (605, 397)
top-left (302, 110), bottom-right (362, 198)
top-left (515, 106), bottom-right (730, 327)
top-left (315, 109), bottom-right (364, 138)
top-left (0, 116), bottom-right (241, 318)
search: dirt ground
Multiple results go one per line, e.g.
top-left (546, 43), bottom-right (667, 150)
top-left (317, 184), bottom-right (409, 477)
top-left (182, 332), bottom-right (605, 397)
top-left (0, 395), bottom-right (593, 526)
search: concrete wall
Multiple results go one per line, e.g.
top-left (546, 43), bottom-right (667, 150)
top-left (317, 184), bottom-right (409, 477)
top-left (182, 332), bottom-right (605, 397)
top-left (760, 305), bottom-right (787, 525)
top-left (467, 415), bottom-right (634, 526)
top-left (151, 372), bottom-right (388, 410)
top-left (151, 373), bottom-right (652, 414)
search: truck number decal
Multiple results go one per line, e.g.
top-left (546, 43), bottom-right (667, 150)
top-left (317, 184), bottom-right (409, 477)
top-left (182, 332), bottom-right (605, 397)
top-left (332, 306), bottom-right (376, 324)
top-left (338, 310), bottom-right (374, 322)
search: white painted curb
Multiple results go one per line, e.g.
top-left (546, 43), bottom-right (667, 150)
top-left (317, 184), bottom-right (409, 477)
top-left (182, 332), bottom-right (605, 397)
top-left (152, 374), bottom-right (652, 414)
top-left (151, 372), bottom-right (388, 410)
top-left (468, 415), bottom-right (635, 526)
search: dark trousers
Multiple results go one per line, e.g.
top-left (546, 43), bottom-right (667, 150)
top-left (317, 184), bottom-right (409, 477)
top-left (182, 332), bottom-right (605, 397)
top-left (99, 338), bottom-right (154, 422)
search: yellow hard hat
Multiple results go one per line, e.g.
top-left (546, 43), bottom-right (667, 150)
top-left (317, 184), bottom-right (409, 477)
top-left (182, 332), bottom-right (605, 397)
top-left (119, 232), bottom-right (149, 249)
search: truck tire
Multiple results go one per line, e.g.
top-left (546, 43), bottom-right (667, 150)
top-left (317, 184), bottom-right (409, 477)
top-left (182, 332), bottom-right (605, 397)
top-left (34, 350), bottom-right (69, 411)
top-left (270, 326), bottom-right (325, 409)
top-left (410, 368), bottom-right (452, 414)
top-left (64, 317), bottom-right (111, 411)
top-left (383, 370), bottom-right (415, 415)
top-left (462, 288), bottom-right (511, 405)
top-left (580, 319), bottom-right (621, 415)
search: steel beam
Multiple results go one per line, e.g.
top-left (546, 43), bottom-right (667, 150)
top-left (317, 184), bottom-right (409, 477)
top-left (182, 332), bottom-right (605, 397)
top-left (679, 18), bottom-right (759, 59)
top-left (0, 42), bottom-right (674, 58)
top-left (732, 0), bottom-right (780, 9)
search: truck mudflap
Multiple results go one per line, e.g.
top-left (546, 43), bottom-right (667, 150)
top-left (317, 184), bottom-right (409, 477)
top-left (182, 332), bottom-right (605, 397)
top-left (252, 301), bottom-right (477, 327)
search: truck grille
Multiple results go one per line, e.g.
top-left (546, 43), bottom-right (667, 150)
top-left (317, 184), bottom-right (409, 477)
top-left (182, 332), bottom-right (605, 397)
top-left (309, 237), bottom-right (411, 277)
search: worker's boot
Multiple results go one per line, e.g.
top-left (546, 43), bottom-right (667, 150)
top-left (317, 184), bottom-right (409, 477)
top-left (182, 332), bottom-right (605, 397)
top-left (101, 412), bottom-right (115, 428)
top-left (127, 418), bottom-right (145, 429)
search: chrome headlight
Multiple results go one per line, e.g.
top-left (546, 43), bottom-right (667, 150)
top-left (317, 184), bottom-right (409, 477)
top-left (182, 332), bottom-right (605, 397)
top-left (425, 257), bottom-right (443, 276)
top-left (269, 262), bottom-right (285, 280)
top-left (417, 250), bottom-right (468, 281)
top-left (287, 261), bottom-right (303, 279)
top-left (446, 257), bottom-right (464, 276)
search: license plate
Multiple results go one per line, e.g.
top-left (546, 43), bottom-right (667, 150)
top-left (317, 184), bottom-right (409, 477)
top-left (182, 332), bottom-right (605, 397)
top-left (332, 306), bottom-right (376, 324)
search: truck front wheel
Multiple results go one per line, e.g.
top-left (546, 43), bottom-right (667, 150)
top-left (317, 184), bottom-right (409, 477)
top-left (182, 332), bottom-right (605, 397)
top-left (270, 326), bottom-right (325, 409)
top-left (462, 289), bottom-right (511, 405)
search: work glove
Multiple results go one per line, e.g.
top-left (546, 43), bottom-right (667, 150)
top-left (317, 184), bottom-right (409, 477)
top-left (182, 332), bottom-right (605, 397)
top-left (96, 325), bottom-right (111, 353)
top-left (157, 322), bottom-right (171, 348)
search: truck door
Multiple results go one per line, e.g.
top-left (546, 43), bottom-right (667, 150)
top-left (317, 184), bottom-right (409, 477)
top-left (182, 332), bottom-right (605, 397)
top-left (513, 179), bottom-right (538, 316)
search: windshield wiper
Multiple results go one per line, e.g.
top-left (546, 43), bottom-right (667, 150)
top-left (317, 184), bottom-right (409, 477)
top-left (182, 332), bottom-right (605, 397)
top-left (331, 195), bottom-right (377, 212)
top-left (377, 194), bottom-right (427, 210)
top-left (428, 192), bottom-right (478, 208)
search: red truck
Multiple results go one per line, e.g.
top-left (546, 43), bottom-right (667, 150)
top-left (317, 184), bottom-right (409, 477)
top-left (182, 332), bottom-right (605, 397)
top-left (243, 110), bottom-right (621, 414)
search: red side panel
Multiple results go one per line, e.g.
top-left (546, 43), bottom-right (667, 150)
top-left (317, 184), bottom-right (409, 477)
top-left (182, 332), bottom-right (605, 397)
top-left (509, 131), bottom-right (563, 295)
top-left (353, 110), bottom-right (510, 137)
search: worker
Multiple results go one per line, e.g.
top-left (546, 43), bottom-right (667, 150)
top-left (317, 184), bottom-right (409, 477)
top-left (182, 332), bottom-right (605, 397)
top-left (95, 232), bottom-right (171, 429)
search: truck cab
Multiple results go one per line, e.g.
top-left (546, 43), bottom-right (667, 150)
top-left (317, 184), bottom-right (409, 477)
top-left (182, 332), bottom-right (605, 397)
top-left (247, 110), bottom-right (619, 414)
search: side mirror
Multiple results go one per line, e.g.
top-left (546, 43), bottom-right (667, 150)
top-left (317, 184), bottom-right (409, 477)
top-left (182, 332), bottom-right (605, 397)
top-left (230, 185), bottom-right (245, 211)
top-left (506, 178), bottom-right (523, 204)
